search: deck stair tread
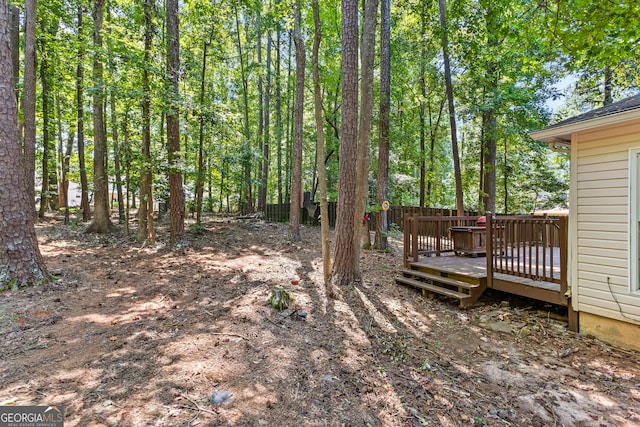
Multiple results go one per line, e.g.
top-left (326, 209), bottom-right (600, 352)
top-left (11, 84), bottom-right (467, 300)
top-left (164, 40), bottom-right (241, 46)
top-left (395, 276), bottom-right (472, 302)
top-left (399, 269), bottom-right (479, 290)
top-left (408, 261), bottom-right (487, 279)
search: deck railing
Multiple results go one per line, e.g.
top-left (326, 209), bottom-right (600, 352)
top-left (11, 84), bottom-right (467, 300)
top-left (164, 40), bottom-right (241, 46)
top-left (403, 214), bottom-right (568, 293)
top-left (486, 216), bottom-right (568, 290)
top-left (403, 215), bottom-right (480, 264)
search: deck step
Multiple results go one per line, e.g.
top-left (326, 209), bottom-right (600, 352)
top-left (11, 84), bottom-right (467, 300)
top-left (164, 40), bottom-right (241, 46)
top-left (395, 276), bottom-right (473, 306)
top-left (400, 269), bottom-right (479, 290)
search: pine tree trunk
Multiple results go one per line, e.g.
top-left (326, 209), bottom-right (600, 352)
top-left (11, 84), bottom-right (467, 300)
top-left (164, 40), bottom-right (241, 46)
top-left (138, 0), bottom-right (153, 242)
top-left (354, 0), bottom-right (378, 254)
top-left (332, 0), bottom-right (360, 287)
top-left (312, 0), bottom-right (332, 281)
top-left (166, 0), bottom-right (185, 245)
top-left (0, 2), bottom-right (49, 289)
top-left (275, 17), bottom-right (283, 206)
top-left (86, 0), bottom-right (112, 233)
top-left (289, 0), bottom-right (305, 242)
top-left (438, 0), bottom-right (464, 216)
top-left (259, 33), bottom-right (272, 212)
top-left (196, 39), bottom-right (209, 225)
top-left (23, 0), bottom-right (37, 219)
top-left (375, 0), bottom-right (391, 251)
top-left (76, 4), bottom-right (91, 222)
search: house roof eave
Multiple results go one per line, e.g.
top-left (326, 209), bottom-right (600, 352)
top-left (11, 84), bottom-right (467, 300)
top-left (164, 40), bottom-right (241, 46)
top-left (530, 108), bottom-right (640, 145)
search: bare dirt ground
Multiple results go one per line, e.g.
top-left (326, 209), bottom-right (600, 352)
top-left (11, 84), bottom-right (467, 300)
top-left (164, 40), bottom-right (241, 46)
top-left (1, 213), bottom-right (639, 427)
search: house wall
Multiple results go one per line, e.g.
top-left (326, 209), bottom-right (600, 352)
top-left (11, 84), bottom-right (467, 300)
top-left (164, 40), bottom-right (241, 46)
top-left (572, 118), bottom-right (640, 335)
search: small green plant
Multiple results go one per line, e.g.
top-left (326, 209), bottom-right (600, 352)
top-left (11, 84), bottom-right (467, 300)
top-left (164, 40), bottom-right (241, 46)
top-left (268, 287), bottom-right (290, 310)
top-left (419, 359), bottom-right (432, 371)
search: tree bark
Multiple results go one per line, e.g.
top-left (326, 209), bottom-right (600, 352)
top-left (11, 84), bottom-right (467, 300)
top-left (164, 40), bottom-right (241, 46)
top-left (166, 0), bottom-right (185, 245)
top-left (138, 0), bottom-right (154, 242)
top-left (438, 0), bottom-right (464, 216)
top-left (289, 0), bottom-right (305, 242)
top-left (76, 3), bottom-right (91, 221)
top-left (375, 0), bottom-right (391, 251)
top-left (312, 0), bottom-right (332, 282)
top-left (86, 0), bottom-right (113, 233)
top-left (38, 54), bottom-right (51, 218)
top-left (355, 0), bottom-right (378, 253)
top-left (259, 33), bottom-right (272, 212)
top-left (196, 38), bottom-right (209, 225)
top-left (234, 4), bottom-right (252, 212)
top-left (23, 0), bottom-right (37, 219)
top-left (0, 1), bottom-right (49, 289)
top-left (332, 0), bottom-right (359, 287)
top-left (275, 14), bottom-right (283, 206)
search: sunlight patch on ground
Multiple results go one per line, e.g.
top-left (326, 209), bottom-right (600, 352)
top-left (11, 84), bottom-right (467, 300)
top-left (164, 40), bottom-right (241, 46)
top-left (67, 312), bottom-right (117, 325)
top-left (355, 286), bottom-right (397, 334)
top-left (377, 294), bottom-right (434, 336)
top-left (105, 287), bottom-right (137, 298)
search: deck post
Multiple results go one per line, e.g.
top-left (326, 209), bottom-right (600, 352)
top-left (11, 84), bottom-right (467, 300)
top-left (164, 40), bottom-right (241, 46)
top-left (403, 214), bottom-right (409, 268)
top-left (411, 214), bottom-right (418, 263)
top-left (486, 215), bottom-right (494, 288)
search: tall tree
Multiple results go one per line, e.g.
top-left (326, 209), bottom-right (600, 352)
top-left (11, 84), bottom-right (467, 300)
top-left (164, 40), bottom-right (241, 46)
top-left (166, 0), bottom-right (185, 244)
top-left (289, 0), bottom-right (305, 241)
top-left (332, 0), bottom-right (359, 287)
top-left (234, 3), bottom-right (252, 212)
top-left (137, 0), bottom-right (154, 242)
top-left (374, 0), bottom-right (390, 251)
top-left (0, 0), bottom-right (48, 289)
top-left (23, 0), bottom-right (37, 219)
top-left (259, 32), bottom-right (272, 212)
top-left (195, 36), bottom-right (209, 225)
top-left (312, 0), bottom-right (331, 281)
top-left (76, 2), bottom-right (91, 221)
top-left (438, 0), bottom-right (464, 215)
top-left (354, 0), bottom-right (378, 252)
top-left (86, 0), bottom-right (112, 233)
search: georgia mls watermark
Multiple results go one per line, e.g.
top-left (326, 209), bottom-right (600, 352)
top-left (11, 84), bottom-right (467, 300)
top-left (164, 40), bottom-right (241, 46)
top-left (0, 406), bottom-right (64, 427)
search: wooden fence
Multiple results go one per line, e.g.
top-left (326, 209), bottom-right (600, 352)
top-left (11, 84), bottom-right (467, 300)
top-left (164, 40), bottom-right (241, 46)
top-left (264, 203), bottom-right (467, 231)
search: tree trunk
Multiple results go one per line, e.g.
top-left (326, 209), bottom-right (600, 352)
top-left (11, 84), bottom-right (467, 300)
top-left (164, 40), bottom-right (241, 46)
top-left (23, 0), bottom-right (37, 219)
top-left (481, 109), bottom-right (497, 214)
top-left (375, 0), bottom-right (391, 251)
top-left (38, 54), bottom-right (51, 219)
top-left (196, 38), bottom-right (209, 225)
top-left (138, 0), bottom-right (154, 242)
top-left (10, 4), bottom-right (18, 98)
top-left (427, 99), bottom-right (445, 201)
top-left (603, 65), bottom-right (613, 106)
top-left (355, 0), bottom-right (378, 253)
top-left (289, 0), bottom-right (305, 242)
top-left (312, 0), bottom-right (331, 282)
top-left (259, 33), bottom-right (272, 212)
top-left (76, 4), bottom-right (91, 221)
top-left (106, 6), bottom-right (124, 223)
top-left (438, 0), bottom-right (464, 216)
top-left (0, 1), bottom-right (49, 289)
top-left (332, 0), bottom-right (360, 287)
top-left (275, 15), bottom-right (283, 206)
top-left (86, 0), bottom-right (113, 233)
top-left (256, 14), bottom-right (264, 212)
top-left (166, 0), bottom-right (185, 245)
top-left (234, 4), bottom-right (252, 213)
top-left (480, 3), bottom-right (498, 216)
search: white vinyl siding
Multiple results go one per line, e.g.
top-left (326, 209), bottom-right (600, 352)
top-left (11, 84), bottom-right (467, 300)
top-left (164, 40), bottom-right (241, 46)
top-left (630, 149), bottom-right (640, 293)
top-left (573, 119), bottom-right (640, 323)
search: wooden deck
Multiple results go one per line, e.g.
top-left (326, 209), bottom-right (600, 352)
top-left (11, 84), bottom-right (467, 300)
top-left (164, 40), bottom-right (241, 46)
top-left (399, 215), bottom-right (577, 330)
